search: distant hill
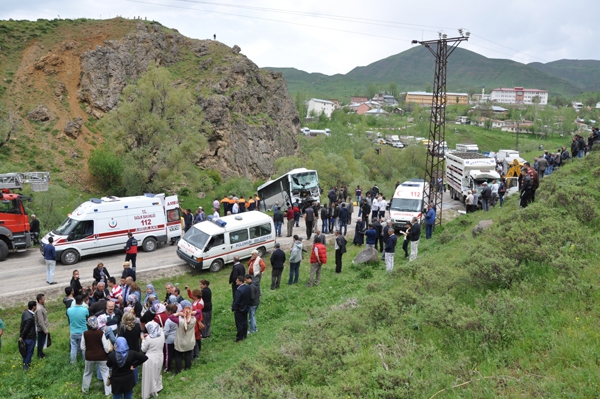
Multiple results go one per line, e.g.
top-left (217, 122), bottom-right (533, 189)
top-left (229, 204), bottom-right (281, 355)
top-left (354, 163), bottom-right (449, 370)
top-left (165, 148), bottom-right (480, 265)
top-left (528, 59), bottom-right (600, 92)
top-left (265, 47), bottom-right (598, 102)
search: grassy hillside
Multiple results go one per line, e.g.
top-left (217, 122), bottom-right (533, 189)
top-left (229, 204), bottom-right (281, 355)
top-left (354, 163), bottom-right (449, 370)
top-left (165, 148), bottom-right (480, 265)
top-left (1, 151), bottom-right (598, 398)
top-left (0, 18), bottom-right (140, 181)
top-left (529, 59), bottom-right (600, 92)
top-left (266, 47), bottom-right (592, 103)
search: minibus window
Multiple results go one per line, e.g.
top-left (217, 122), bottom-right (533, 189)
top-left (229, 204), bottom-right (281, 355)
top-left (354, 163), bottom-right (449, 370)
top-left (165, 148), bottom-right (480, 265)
top-left (249, 223), bottom-right (271, 239)
top-left (229, 229), bottom-right (248, 244)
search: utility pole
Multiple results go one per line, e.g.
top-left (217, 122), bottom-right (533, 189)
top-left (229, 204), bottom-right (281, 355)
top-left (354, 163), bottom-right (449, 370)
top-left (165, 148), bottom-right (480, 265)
top-left (413, 31), bottom-right (469, 227)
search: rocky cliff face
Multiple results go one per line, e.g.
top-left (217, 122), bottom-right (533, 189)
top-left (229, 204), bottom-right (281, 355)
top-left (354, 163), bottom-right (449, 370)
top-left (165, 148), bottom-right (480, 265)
top-left (78, 22), bottom-right (299, 180)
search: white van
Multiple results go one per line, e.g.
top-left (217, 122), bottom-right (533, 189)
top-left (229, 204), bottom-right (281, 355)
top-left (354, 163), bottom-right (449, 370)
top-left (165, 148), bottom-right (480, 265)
top-left (177, 212), bottom-right (275, 272)
top-left (41, 193), bottom-right (181, 265)
top-left (389, 179), bottom-right (428, 231)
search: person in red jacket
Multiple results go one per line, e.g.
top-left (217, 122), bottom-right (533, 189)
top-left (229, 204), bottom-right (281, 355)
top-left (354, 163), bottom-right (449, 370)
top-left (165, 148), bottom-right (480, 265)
top-left (124, 232), bottom-right (138, 271)
top-left (285, 207), bottom-right (295, 237)
top-left (306, 235), bottom-right (327, 287)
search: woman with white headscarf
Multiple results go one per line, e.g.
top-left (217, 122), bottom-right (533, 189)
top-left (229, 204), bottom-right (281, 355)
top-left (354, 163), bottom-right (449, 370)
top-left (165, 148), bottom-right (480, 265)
top-left (141, 321), bottom-right (164, 399)
top-left (81, 316), bottom-right (112, 396)
top-left (106, 337), bottom-right (148, 399)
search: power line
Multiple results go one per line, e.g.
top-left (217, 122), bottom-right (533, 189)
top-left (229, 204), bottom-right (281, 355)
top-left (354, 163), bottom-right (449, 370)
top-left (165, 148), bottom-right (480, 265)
top-left (126, 0), bottom-right (548, 65)
top-left (172, 0), bottom-right (548, 62)
top-left (126, 0), bottom-right (415, 42)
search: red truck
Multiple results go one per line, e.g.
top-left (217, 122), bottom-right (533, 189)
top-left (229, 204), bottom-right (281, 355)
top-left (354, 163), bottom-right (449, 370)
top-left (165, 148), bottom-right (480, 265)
top-left (0, 172), bottom-right (49, 261)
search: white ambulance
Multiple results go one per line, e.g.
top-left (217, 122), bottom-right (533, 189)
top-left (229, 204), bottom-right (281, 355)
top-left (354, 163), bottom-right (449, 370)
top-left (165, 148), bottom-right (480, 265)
top-left (177, 211), bottom-right (275, 272)
top-left (389, 179), bottom-right (428, 231)
top-left (41, 193), bottom-right (181, 265)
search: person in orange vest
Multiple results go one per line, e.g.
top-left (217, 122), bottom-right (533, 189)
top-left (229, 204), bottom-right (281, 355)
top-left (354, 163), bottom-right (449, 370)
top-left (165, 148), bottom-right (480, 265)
top-left (220, 196), bottom-right (229, 215)
top-left (247, 195), bottom-right (256, 211)
top-left (238, 196), bottom-right (246, 212)
top-left (306, 235), bottom-right (327, 287)
top-left (227, 196), bottom-right (237, 214)
top-left (253, 194), bottom-right (261, 211)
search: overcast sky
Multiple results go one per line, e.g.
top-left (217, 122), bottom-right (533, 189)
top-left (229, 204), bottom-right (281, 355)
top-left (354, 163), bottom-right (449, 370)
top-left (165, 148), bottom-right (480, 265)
top-left (2, 0), bottom-right (599, 75)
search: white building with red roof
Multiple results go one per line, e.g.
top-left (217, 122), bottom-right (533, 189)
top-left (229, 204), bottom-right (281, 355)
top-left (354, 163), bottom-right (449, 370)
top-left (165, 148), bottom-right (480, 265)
top-left (490, 86), bottom-right (548, 105)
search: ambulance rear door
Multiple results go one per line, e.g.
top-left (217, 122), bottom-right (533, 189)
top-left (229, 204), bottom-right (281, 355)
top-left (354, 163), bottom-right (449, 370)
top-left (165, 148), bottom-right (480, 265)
top-left (165, 195), bottom-right (182, 241)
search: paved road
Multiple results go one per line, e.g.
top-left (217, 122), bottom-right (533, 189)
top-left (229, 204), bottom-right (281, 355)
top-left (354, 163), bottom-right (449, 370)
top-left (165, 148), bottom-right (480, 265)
top-left (0, 243), bottom-right (191, 308)
top-left (0, 191), bottom-right (465, 307)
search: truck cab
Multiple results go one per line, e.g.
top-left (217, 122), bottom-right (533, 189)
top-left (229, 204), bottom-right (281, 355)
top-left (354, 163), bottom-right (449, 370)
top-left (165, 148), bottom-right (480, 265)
top-left (0, 191), bottom-right (32, 259)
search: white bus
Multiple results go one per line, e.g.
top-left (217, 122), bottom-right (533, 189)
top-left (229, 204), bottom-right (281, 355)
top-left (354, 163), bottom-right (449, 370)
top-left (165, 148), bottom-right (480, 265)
top-left (257, 168), bottom-right (321, 211)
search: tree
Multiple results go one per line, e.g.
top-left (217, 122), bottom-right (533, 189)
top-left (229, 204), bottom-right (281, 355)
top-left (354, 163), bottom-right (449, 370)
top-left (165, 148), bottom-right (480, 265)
top-left (98, 64), bottom-right (208, 195)
top-left (88, 145), bottom-right (123, 193)
top-left (425, 82), bottom-right (432, 93)
top-left (294, 91), bottom-right (308, 125)
top-left (388, 82), bottom-right (399, 99)
top-left (484, 118), bottom-right (492, 130)
top-left (366, 83), bottom-right (378, 100)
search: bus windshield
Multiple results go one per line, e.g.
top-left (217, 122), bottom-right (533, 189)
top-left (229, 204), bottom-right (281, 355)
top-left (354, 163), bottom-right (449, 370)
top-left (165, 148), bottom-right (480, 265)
top-left (290, 172), bottom-right (318, 190)
top-left (390, 198), bottom-right (422, 213)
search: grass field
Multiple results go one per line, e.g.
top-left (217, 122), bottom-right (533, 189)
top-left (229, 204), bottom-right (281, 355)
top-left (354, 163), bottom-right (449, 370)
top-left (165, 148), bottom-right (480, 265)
top-left (1, 151), bottom-right (600, 398)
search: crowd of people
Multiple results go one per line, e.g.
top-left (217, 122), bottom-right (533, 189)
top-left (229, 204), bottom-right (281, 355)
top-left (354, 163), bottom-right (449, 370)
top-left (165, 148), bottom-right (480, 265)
top-left (18, 261), bottom-right (213, 399)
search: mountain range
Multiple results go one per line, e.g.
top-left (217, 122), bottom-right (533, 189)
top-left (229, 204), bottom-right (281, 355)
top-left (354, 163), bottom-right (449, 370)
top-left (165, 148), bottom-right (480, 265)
top-left (265, 47), bottom-right (600, 102)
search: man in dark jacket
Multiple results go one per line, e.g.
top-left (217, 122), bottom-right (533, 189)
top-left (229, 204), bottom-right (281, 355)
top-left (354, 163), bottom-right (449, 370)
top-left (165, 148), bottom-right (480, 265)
top-left (124, 232), bottom-right (138, 270)
top-left (334, 230), bottom-right (347, 273)
top-left (20, 301), bottom-right (37, 369)
top-left (273, 208), bottom-right (284, 237)
top-left (304, 205), bottom-right (315, 240)
top-left (408, 217), bottom-right (421, 262)
top-left (327, 188), bottom-right (337, 207)
top-left (320, 206), bottom-right (329, 234)
top-left (30, 215), bottom-right (40, 245)
top-left (247, 275), bottom-right (260, 334)
top-left (338, 203), bottom-right (349, 236)
top-left (269, 243), bottom-right (286, 290)
top-left (384, 228), bottom-right (398, 273)
top-left (480, 182), bottom-right (492, 212)
top-left (229, 256), bottom-right (246, 300)
top-left (372, 218), bottom-right (383, 252)
top-left (361, 200), bottom-right (371, 223)
top-left (232, 276), bottom-right (251, 342)
top-left (381, 219), bottom-right (393, 260)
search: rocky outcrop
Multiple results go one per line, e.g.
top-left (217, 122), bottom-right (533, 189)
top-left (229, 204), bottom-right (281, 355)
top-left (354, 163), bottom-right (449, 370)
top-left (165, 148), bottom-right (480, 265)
top-left (77, 22), bottom-right (299, 180)
top-left (78, 22), bottom-right (184, 113)
top-left (472, 220), bottom-right (493, 237)
top-left (195, 54), bottom-right (300, 179)
top-left (27, 105), bottom-right (53, 122)
top-left (64, 117), bottom-right (84, 138)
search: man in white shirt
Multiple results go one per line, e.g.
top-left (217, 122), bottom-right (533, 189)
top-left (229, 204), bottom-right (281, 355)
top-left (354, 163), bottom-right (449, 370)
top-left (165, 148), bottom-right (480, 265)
top-left (490, 179), bottom-right (500, 207)
top-left (378, 196), bottom-right (387, 219)
top-left (371, 197), bottom-right (380, 220)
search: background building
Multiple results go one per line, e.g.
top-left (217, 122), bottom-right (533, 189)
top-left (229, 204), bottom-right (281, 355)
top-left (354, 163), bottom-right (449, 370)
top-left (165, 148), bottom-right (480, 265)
top-left (405, 91), bottom-right (469, 106)
top-left (490, 87), bottom-right (548, 105)
top-left (306, 98), bottom-right (336, 118)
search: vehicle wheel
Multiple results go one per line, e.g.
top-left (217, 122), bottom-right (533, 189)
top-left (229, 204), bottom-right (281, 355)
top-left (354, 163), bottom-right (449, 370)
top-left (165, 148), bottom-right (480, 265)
top-left (0, 240), bottom-right (9, 261)
top-left (209, 259), bottom-right (223, 272)
top-left (257, 246), bottom-right (266, 257)
top-left (142, 237), bottom-right (157, 252)
top-left (61, 249), bottom-right (80, 265)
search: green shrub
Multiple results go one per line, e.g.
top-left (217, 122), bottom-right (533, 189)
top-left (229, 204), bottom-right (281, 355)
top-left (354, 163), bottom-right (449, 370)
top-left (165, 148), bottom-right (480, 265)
top-left (87, 146), bottom-right (123, 193)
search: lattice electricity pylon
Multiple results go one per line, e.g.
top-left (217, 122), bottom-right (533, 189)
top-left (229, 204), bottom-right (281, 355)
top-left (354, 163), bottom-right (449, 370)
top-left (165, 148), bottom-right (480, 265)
top-left (414, 33), bottom-right (468, 226)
